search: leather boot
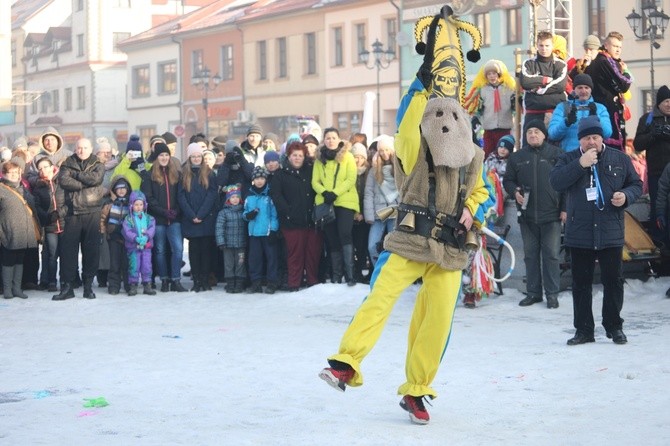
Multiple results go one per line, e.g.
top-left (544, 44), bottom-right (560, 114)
top-left (143, 282), bottom-right (157, 296)
top-left (12, 264), bottom-right (28, 298)
top-left (191, 276), bottom-right (201, 292)
top-left (330, 251), bottom-right (344, 284)
top-left (3, 266), bottom-right (14, 299)
top-left (170, 280), bottom-right (187, 292)
top-left (52, 283), bottom-right (75, 300)
top-left (342, 244), bottom-right (356, 287)
top-left (160, 279), bottom-right (170, 292)
top-left (83, 277), bottom-right (96, 299)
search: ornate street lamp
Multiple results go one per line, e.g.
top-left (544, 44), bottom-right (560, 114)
top-left (359, 39), bottom-right (395, 136)
top-left (626, 3), bottom-right (669, 99)
top-left (191, 66), bottom-right (222, 135)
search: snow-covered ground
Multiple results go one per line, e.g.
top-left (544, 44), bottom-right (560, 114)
top-left (1, 277), bottom-right (669, 445)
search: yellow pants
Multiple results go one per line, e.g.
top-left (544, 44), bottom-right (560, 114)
top-left (328, 252), bottom-right (461, 399)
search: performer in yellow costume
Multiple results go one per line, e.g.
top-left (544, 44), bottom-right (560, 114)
top-left (319, 5), bottom-right (489, 425)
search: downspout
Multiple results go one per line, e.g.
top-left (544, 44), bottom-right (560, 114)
top-left (171, 34), bottom-right (183, 158)
top-left (235, 21), bottom-right (245, 135)
top-left (389, 0), bottom-right (401, 100)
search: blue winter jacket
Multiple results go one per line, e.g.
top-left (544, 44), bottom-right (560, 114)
top-left (177, 167), bottom-right (217, 238)
top-left (243, 185), bottom-right (279, 236)
top-left (550, 145), bottom-right (642, 250)
top-left (548, 97), bottom-right (612, 151)
top-left (215, 203), bottom-right (247, 248)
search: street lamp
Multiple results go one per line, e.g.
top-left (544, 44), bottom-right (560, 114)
top-left (626, 3), bottom-right (669, 99)
top-left (191, 66), bottom-right (222, 135)
top-left (359, 39), bottom-right (395, 136)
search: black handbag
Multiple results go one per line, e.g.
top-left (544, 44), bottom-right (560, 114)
top-left (313, 203), bottom-right (335, 228)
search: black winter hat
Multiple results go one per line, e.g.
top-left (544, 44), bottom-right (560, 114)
top-left (577, 115), bottom-right (604, 140)
top-left (162, 131), bottom-right (177, 145)
top-left (523, 119), bottom-right (547, 139)
top-left (657, 85), bottom-right (670, 107)
top-left (152, 142), bottom-right (171, 159)
top-left (573, 73), bottom-right (594, 89)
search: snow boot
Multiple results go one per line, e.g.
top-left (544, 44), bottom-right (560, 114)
top-left (82, 277), bottom-right (96, 299)
top-left (160, 279), bottom-right (170, 292)
top-left (233, 278), bottom-right (246, 294)
top-left (52, 283), bottom-right (75, 300)
top-left (128, 284), bottom-right (138, 296)
top-left (342, 244), bottom-right (356, 286)
top-left (170, 280), bottom-right (187, 292)
top-left (265, 282), bottom-right (277, 295)
top-left (3, 266), bottom-right (14, 299)
top-left (12, 264), bottom-right (28, 299)
top-left (247, 281), bottom-right (263, 294)
top-left (330, 251), bottom-right (344, 284)
top-left (399, 395), bottom-right (431, 425)
top-left (143, 282), bottom-right (157, 296)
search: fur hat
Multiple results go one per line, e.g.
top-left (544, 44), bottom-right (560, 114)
top-left (162, 131), bottom-right (177, 145)
top-left (497, 135), bottom-right (515, 151)
top-left (247, 124), bottom-right (263, 137)
top-left (251, 166), bottom-right (268, 180)
top-left (656, 85), bottom-right (670, 107)
top-left (524, 119), bottom-right (548, 139)
top-left (126, 134), bottom-right (143, 153)
top-left (351, 142), bottom-right (368, 159)
top-left (152, 142), bottom-right (171, 159)
top-left (186, 142), bottom-right (203, 159)
top-left (583, 34), bottom-right (601, 50)
top-left (264, 150), bottom-right (280, 164)
top-left (224, 184), bottom-right (242, 204)
top-left (573, 73), bottom-right (594, 89)
top-left (421, 97), bottom-right (475, 168)
top-left (578, 115), bottom-right (603, 140)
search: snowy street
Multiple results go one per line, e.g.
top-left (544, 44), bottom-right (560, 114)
top-left (1, 278), bottom-right (669, 445)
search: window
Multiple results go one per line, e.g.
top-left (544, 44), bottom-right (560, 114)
top-left (355, 23), bottom-right (367, 63)
top-left (113, 32), bottom-right (130, 53)
top-left (258, 40), bottom-right (267, 80)
top-left (221, 45), bottom-right (233, 80)
top-left (138, 127), bottom-right (156, 150)
top-left (641, 89), bottom-right (655, 114)
top-left (277, 37), bottom-right (287, 78)
top-left (305, 33), bottom-right (316, 75)
top-left (506, 8), bottom-right (522, 45)
top-left (475, 12), bottom-right (491, 47)
top-left (77, 34), bottom-right (84, 57)
top-left (76, 0), bottom-right (83, 11)
top-left (77, 86), bottom-right (85, 110)
top-left (385, 18), bottom-right (397, 57)
top-left (31, 100), bottom-right (37, 115)
top-left (51, 90), bottom-right (59, 112)
top-left (65, 88), bottom-right (72, 111)
top-left (11, 40), bottom-right (16, 67)
top-left (133, 65), bottom-right (150, 97)
top-left (192, 49), bottom-right (203, 77)
top-left (334, 112), bottom-right (361, 136)
top-left (332, 27), bottom-right (343, 67)
top-left (158, 61), bottom-right (177, 94)
top-left (41, 95), bottom-right (49, 114)
top-left (587, 0), bottom-right (606, 38)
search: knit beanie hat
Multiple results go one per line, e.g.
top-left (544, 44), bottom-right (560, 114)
top-left (225, 184), bottom-right (242, 204)
top-left (149, 134), bottom-right (166, 147)
top-left (211, 135), bottom-right (227, 151)
top-left (247, 124), bottom-right (263, 137)
top-left (186, 142), bottom-right (203, 158)
top-left (12, 137), bottom-right (28, 151)
top-left (162, 131), bottom-right (177, 145)
top-left (351, 142), bottom-right (368, 158)
top-left (264, 150), bottom-right (280, 164)
top-left (657, 85), bottom-right (670, 107)
top-left (263, 132), bottom-right (280, 148)
top-left (583, 34), bottom-right (601, 50)
top-left (9, 156), bottom-right (26, 171)
top-left (152, 142), bottom-right (171, 159)
top-left (224, 140), bottom-right (238, 154)
top-left (126, 134), bottom-right (143, 153)
top-left (497, 134), bottom-right (515, 151)
top-left (573, 73), bottom-right (594, 89)
top-left (523, 119), bottom-right (547, 138)
top-left (578, 115), bottom-right (604, 140)
top-left (251, 166), bottom-right (268, 180)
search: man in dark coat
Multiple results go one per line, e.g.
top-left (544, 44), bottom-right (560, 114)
top-left (52, 138), bottom-right (105, 300)
top-left (504, 119), bottom-right (565, 308)
top-left (550, 116), bottom-right (642, 346)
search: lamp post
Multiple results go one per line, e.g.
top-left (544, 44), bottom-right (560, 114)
top-left (191, 66), bottom-right (222, 135)
top-left (359, 39), bottom-right (395, 136)
top-left (626, 3), bottom-right (669, 100)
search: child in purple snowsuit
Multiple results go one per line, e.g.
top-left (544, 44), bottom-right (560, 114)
top-left (122, 190), bottom-right (156, 296)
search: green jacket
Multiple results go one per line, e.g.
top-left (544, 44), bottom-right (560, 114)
top-left (311, 147), bottom-right (359, 213)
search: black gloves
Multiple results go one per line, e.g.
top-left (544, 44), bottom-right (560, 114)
top-left (233, 150), bottom-right (244, 163)
top-left (322, 191), bottom-right (337, 204)
top-left (566, 106), bottom-right (577, 126)
top-left (268, 231), bottom-right (279, 243)
top-left (224, 152), bottom-right (237, 166)
top-left (49, 210), bottom-right (60, 223)
top-left (245, 209), bottom-right (259, 221)
top-left (652, 123), bottom-right (670, 140)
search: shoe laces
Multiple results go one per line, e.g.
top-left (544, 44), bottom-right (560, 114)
top-left (407, 395), bottom-right (432, 412)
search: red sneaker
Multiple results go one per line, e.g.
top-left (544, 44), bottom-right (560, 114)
top-left (399, 395), bottom-right (430, 425)
top-left (318, 367), bottom-right (354, 392)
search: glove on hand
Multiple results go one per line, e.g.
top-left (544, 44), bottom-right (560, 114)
top-left (166, 209), bottom-right (178, 220)
top-left (268, 231), bottom-right (279, 243)
top-left (233, 150), bottom-right (244, 163)
top-left (322, 191), bottom-right (337, 204)
top-left (245, 209), bottom-right (259, 221)
top-left (566, 107), bottom-right (577, 126)
top-left (49, 210), bottom-right (60, 223)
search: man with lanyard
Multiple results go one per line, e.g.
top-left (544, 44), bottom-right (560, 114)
top-left (550, 116), bottom-right (642, 345)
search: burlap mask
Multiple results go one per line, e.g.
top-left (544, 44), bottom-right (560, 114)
top-left (420, 97), bottom-right (475, 168)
